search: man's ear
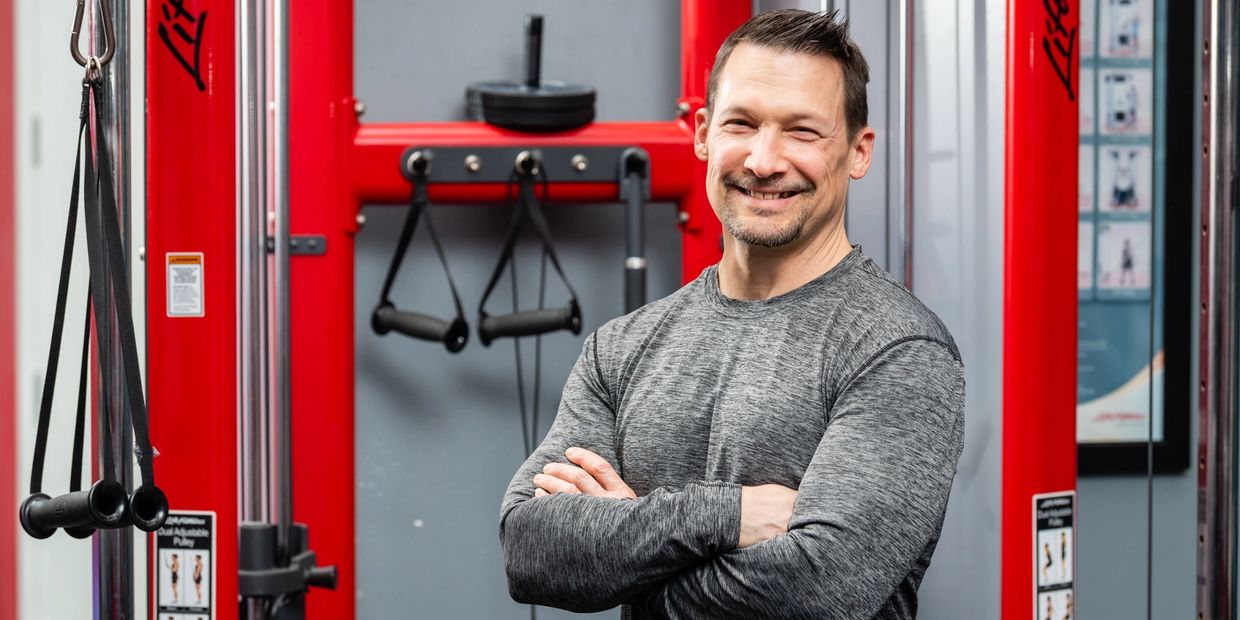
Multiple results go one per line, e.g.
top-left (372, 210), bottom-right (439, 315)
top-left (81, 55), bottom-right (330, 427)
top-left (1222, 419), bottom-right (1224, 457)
top-left (849, 127), bottom-right (876, 180)
top-left (694, 107), bottom-right (710, 162)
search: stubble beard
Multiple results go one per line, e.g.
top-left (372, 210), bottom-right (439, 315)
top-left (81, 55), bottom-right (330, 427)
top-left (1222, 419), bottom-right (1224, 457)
top-left (720, 191), bottom-right (814, 248)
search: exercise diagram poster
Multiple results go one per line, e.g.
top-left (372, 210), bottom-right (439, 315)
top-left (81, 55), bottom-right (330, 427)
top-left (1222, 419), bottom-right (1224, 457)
top-left (155, 511), bottom-right (215, 619)
top-left (1076, 0), bottom-right (1164, 444)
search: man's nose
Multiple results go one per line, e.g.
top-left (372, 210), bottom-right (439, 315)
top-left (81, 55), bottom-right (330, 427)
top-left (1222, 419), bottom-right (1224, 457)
top-left (743, 128), bottom-right (789, 178)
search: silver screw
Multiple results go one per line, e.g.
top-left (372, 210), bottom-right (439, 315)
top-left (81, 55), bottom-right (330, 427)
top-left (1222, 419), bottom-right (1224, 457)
top-left (465, 154), bottom-right (481, 173)
top-left (356, 213), bottom-right (367, 228)
top-left (571, 154), bottom-right (588, 172)
top-left (138, 246), bottom-right (146, 261)
top-left (678, 211), bottom-right (690, 224)
top-left (677, 101), bottom-right (691, 115)
top-left (354, 101), bottom-right (366, 117)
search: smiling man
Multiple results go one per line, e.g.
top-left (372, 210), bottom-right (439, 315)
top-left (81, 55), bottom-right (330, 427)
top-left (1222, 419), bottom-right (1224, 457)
top-left (500, 10), bottom-right (964, 620)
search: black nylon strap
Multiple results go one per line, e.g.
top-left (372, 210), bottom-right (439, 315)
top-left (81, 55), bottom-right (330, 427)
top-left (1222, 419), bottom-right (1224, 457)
top-left (477, 172), bottom-right (578, 317)
top-left (69, 292), bottom-right (91, 493)
top-left (82, 86), bottom-right (117, 482)
top-left (516, 176), bottom-right (577, 300)
top-left (90, 79), bottom-right (157, 487)
top-left (376, 176), bottom-right (467, 326)
top-left (28, 84), bottom-right (89, 496)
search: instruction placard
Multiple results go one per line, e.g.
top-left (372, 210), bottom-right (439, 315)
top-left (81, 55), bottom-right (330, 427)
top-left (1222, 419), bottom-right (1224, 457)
top-left (156, 511), bottom-right (215, 618)
top-left (166, 253), bottom-right (204, 317)
top-left (1033, 491), bottom-right (1075, 620)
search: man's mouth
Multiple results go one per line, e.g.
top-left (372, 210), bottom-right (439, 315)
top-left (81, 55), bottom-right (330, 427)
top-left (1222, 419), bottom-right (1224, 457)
top-left (734, 187), bottom-right (800, 200)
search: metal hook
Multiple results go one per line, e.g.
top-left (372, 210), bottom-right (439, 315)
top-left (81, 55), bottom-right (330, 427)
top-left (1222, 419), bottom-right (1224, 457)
top-left (70, 0), bottom-right (115, 68)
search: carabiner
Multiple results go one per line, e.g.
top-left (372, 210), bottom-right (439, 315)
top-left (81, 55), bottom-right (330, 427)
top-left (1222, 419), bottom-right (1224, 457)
top-left (70, 0), bottom-right (115, 68)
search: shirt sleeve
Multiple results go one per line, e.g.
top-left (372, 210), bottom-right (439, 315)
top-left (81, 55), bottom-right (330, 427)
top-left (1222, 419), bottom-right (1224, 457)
top-left (499, 332), bottom-right (743, 613)
top-left (633, 338), bottom-right (966, 619)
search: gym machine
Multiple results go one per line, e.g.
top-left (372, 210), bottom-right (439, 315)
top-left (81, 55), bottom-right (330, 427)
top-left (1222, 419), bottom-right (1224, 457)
top-left (143, 1), bottom-right (744, 618)
top-left (8, 0), bottom-right (1086, 618)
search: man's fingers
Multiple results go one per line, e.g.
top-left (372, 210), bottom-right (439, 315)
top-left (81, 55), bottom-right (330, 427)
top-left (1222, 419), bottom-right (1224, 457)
top-left (532, 473), bottom-right (581, 495)
top-left (533, 488), bottom-right (549, 498)
top-left (565, 447), bottom-right (635, 497)
top-left (542, 462), bottom-right (606, 495)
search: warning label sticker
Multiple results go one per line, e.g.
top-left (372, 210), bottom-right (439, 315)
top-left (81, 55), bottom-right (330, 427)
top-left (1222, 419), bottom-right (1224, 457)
top-left (166, 253), bottom-right (204, 317)
top-left (1033, 491), bottom-right (1075, 620)
top-left (156, 511), bottom-right (215, 618)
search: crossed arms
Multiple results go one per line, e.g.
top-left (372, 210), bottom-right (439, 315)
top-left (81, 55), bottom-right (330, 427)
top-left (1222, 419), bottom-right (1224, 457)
top-left (498, 334), bottom-right (965, 619)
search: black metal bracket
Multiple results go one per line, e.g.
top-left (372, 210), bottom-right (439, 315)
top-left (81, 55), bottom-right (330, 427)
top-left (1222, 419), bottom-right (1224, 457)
top-left (618, 147), bottom-right (651, 201)
top-left (239, 522), bottom-right (336, 616)
top-left (266, 235), bottom-right (327, 255)
top-left (399, 145), bottom-right (649, 185)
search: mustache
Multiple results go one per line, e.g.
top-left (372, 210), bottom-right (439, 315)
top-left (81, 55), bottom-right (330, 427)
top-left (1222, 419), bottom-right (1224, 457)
top-left (723, 175), bottom-right (813, 194)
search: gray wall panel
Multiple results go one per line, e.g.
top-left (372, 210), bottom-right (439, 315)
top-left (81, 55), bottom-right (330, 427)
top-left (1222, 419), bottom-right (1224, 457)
top-left (908, 1), bottom-right (1004, 618)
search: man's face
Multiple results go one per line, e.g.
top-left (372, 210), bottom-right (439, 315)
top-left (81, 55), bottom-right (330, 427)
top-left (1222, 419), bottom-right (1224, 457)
top-left (695, 44), bottom-right (873, 250)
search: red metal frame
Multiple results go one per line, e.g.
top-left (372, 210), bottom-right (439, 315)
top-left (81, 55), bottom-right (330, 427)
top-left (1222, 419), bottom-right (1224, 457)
top-left (143, 1), bottom-right (746, 618)
top-left (0, 0), bottom-right (17, 616)
top-left (145, 0), bottom-right (239, 615)
top-left (1002, 1), bottom-right (1078, 618)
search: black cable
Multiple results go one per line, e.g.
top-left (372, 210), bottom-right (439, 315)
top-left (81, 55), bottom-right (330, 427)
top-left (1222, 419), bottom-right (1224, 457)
top-left (532, 248), bottom-right (547, 451)
top-left (512, 262), bottom-right (531, 456)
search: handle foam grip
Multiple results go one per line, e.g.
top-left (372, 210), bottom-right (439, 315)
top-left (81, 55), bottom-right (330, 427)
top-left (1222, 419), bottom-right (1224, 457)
top-left (479, 302), bottom-right (581, 346)
top-left (372, 305), bottom-right (469, 353)
top-left (128, 484), bottom-right (169, 532)
top-left (20, 479), bottom-right (128, 539)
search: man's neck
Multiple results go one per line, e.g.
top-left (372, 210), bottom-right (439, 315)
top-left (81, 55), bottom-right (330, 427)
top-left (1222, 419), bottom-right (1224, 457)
top-left (717, 226), bottom-right (853, 301)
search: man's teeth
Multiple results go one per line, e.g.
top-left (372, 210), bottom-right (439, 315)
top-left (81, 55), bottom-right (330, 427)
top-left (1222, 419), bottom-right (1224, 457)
top-left (740, 188), bottom-right (796, 200)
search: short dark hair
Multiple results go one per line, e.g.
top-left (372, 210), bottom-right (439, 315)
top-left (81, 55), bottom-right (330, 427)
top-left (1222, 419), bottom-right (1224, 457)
top-left (705, 9), bottom-right (870, 140)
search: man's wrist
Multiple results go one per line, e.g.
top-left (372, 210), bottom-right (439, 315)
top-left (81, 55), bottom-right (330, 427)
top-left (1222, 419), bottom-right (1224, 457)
top-left (682, 481), bottom-right (743, 554)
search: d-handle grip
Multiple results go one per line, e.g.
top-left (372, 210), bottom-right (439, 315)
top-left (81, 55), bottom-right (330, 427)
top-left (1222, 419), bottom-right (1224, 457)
top-left (372, 303), bottom-right (469, 353)
top-left (128, 484), bottom-right (169, 532)
top-left (478, 300), bottom-right (581, 347)
top-left (20, 479), bottom-right (128, 539)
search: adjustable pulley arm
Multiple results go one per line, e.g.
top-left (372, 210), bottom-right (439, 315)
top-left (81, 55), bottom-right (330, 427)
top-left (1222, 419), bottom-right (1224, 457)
top-left (620, 148), bottom-right (650, 314)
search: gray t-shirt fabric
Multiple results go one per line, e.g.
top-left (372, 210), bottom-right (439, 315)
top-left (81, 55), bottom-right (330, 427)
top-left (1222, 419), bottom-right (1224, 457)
top-left (500, 247), bottom-right (965, 619)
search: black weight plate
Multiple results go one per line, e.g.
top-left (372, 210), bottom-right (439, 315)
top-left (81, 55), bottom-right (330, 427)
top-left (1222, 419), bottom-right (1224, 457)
top-left (468, 80), bottom-right (596, 132)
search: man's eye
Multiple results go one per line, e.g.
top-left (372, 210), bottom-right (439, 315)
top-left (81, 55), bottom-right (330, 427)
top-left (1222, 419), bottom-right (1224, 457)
top-left (722, 119), bottom-right (752, 128)
top-left (790, 127), bottom-right (820, 139)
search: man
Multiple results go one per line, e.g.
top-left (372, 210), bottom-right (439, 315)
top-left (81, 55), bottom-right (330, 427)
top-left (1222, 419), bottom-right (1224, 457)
top-left (500, 10), bottom-right (964, 619)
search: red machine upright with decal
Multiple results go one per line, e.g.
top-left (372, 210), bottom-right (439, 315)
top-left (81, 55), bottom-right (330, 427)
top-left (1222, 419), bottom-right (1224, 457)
top-left (1003, 0), bottom-right (1079, 618)
top-left (145, 0), bottom-right (237, 617)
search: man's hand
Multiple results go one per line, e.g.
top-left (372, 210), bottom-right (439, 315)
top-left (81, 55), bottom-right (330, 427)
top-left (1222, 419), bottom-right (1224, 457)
top-left (738, 484), bottom-right (797, 548)
top-left (532, 447), bottom-right (637, 500)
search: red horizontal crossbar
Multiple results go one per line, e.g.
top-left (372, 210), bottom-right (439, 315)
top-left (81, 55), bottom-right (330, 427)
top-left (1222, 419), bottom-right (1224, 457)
top-left (351, 120), bottom-right (700, 204)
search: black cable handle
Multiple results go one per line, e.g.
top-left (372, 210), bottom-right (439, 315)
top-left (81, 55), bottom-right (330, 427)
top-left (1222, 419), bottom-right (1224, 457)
top-left (20, 75), bottom-right (166, 540)
top-left (477, 161), bottom-right (582, 346)
top-left (371, 157), bottom-right (470, 353)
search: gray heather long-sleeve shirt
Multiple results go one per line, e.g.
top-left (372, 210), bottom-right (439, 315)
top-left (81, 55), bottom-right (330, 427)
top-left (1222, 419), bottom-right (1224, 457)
top-left (500, 248), bottom-right (965, 619)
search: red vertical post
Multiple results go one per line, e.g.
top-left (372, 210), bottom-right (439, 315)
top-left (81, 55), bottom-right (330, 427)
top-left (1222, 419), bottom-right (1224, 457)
top-left (288, 1), bottom-right (357, 617)
top-left (676, 0), bottom-right (748, 281)
top-left (1003, 1), bottom-right (1078, 618)
top-left (0, 0), bottom-right (18, 616)
top-left (145, 0), bottom-right (239, 618)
